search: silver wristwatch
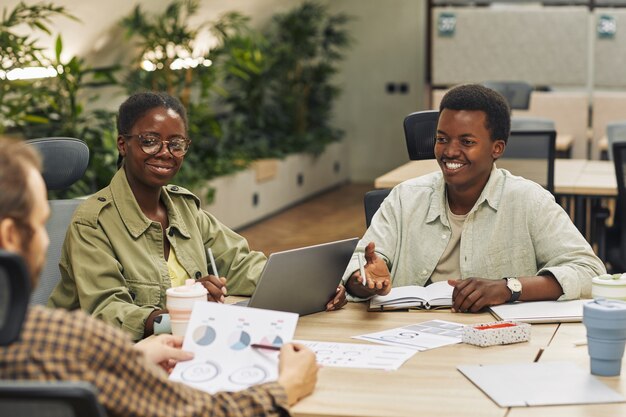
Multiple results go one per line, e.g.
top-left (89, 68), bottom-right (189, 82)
top-left (504, 277), bottom-right (522, 303)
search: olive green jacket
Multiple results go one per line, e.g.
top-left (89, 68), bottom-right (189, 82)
top-left (49, 169), bottom-right (266, 340)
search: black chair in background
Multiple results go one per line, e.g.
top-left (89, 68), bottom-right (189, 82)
top-left (499, 130), bottom-right (556, 194)
top-left (483, 81), bottom-right (533, 110)
top-left (25, 138), bottom-right (89, 305)
top-left (605, 142), bottom-right (626, 273)
top-left (364, 189), bottom-right (392, 228)
top-left (364, 110), bottom-right (438, 227)
top-left (0, 251), bottom-right (107, 417)
top-left (403, 110), bottom-right (439, 160)
top-left (606, 121), bottom-right (626, 161)
top-left (0, 250), bottom-right (29, 346)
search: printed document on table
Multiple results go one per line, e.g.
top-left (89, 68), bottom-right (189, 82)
top-left (296, 340), bottom-right (416, 370)
top-left (458, 362), bottom-right (625, 407)
top-left (352, 319), bottom-right (465, 351)
top-left (170, 302), bottom-right (298, 393)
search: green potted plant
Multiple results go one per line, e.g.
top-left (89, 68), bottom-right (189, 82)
top-left (1, 2), bottom-right (119, 198)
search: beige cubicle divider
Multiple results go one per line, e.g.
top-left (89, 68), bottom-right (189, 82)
top-left (431, 6), bottom-right (588, 87)
top-left (431, 89), bottom-right (589, 159)
top-left (516, 91), bottom-right (589, 160)
top-left (594, 9), bottom-right (626, 89)
top-left (591, 92), bottom-right (626, 160)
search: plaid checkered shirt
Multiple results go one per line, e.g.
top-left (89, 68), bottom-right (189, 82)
top-left (0, 306), bottom-right (289, 417)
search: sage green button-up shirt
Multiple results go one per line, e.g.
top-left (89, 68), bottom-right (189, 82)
top-left (49, 169), bottom-right (266, 340)
top-left (343, 166), bottom-right (606, 301)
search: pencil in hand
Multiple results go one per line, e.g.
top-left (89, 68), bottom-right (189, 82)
top-left (206, 247), bottom-right (219, 277)
top-left (357, 253), bottom-right (367, 286)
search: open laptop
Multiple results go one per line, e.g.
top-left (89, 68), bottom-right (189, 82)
top-left (238, 238), bottom-right (359, 315)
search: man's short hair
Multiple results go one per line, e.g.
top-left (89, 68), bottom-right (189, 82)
top-left (439, 84), bottom-right (511, 143)
top-left (0, 137), bottom-right (42, 244)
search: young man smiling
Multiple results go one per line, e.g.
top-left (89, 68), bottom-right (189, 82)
top-left (343, 84), bottom-right (605, 312)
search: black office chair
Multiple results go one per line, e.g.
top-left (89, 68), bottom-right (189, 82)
top-left (0, 251), bottom-right (107, 417)
top-left (499, 130), bottom-right (556, 194)
top-left (606, 121), bottom-right (626, 161)
top-left (483, 81), bottom-right (533, 110)
top-left (364, 189), bottom-right (392, 228)
top-left (403, 110), bottom-right (439, 160)
top-left (25, 138), bottom-right (89, 305)
top-left (605, 142), bottom-right (626, 273)
top-left (0, 250), bottom-right (29, 346)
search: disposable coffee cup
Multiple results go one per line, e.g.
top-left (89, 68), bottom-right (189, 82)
top-left (166, 279), bottom-right (208, 336)
top-left (583, 299), bottom-right (626, 376)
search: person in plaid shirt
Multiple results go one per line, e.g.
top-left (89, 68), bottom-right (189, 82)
top-left (0, 137), bottom-right (318, 416)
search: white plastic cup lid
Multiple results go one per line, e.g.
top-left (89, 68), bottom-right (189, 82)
top-left (166, 278), bottom-right (207, 297)
top-left (592, 273), bottom-right (626, 286)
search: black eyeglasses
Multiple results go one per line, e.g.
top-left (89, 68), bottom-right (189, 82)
top-left (123, 133), bottom-right (191, 157)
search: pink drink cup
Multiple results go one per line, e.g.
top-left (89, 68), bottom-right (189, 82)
top-left (166, 279), bottom-right (207, 336)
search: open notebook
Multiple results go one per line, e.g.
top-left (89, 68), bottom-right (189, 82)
top-left (369, 281), bottom-right (453, 311)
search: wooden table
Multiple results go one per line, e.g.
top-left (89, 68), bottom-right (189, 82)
top-left (509, 322), bottom-right (626, 417)
top-left (556, 134), bottom-right (574, 157)
top-left (291, 303), bottom-right (564, 417)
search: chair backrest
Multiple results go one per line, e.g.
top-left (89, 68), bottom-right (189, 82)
top-left (25, 137), bottom-right (89, 191)
top-left (510, 116), bottom-right (555, 131)
top-left (613, 141), bottom-right (626, 234)
top-left (403, 110), bottom-right (439, 160)
top-left (0, 381), bottom-right (107, 417)
top-left (0, 251), bottom-right (30, 346)
top-left (364, 189), bottom-right (392, 228)
top-left (606, 121), bottom-right (626, 161)
top-left (25, 138), bottom-right (89, 305)
top-left (499, 130), bottom-right (556, 194)
top-left (483, 81), bottom-right (533, 110)
top-left (29, 200), bottom-right (82, 305)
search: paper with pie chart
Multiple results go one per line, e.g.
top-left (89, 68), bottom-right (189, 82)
top-left (169, 302), bottom-right (298, 393)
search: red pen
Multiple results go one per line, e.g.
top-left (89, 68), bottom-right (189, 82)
top-left (250, 343), bottom-right (281, 351)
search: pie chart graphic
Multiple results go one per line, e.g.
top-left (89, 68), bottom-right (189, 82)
top-left (259, 335), bottom-right (284, 348)
top-left (192, 325), bottom-right (216, 346)
top-left (228, 330), bottom-right (251, 350)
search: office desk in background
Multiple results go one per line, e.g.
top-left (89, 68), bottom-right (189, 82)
top-left (374, 159), bottom-right (616, 243)
top-left (374, 159), bottom-right (615, 197)
top-left (287, 303), bottom-right (625, 417)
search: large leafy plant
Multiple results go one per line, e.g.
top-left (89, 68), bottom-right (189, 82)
top-left (1, 2), bottom-right (120, 198)
top-left (0, 2), bottom-right (74, 133)
top-left (265, 2), bottom-right (351, 155)
top-left (1, 1), bottom-right (352, 200)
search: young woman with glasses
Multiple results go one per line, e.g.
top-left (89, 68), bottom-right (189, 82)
top-left (49, 92), bottom-right (347, 340)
